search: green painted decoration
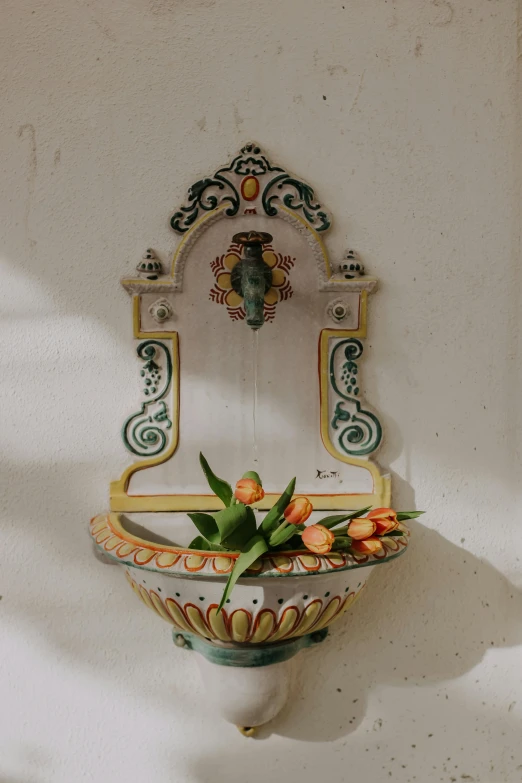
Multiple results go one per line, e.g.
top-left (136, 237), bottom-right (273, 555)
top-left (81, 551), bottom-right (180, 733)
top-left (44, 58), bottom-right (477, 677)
top-left (329, 339), bottom-right (382, 456)
top-left (173, 627), bottom-right (329, 668)
top-left (122, 340), bottom-right (173, 457)
top-left (170, 143), bottom-right (331, 234)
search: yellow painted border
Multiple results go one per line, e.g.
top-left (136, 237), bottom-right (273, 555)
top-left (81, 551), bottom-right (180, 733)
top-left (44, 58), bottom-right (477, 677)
top-left (111, 213), bottom-right (390, 512)
top-left (167, 203), bottom-right (333, 281)
top-left (170, 204), bottom-right (229, 277)
top-left (110, 491), bottom-right (388, 513)
top-left (279, 204), bottom-right (333, 278)
top-left (110, 295), bottom-right (180, 508)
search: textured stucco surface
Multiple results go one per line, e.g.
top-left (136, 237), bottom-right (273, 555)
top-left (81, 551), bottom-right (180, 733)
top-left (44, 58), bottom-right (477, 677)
top-left (1, 0), bottom-right (522, 781)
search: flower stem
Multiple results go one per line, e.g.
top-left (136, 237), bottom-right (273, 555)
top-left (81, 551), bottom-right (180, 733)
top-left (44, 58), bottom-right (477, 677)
top-left (268, 519), bottom-right (288, 547)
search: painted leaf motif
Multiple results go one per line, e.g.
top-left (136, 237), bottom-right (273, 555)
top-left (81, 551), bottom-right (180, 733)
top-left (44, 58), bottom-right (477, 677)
top-left (199, 452), bottom-right (233, 507)
top-left (214, 504), bottom-right (257, 549)
top-left (187, 512), bottom-right (221, 544)
top-left (260, 477), bottom-right (296, 535)
top-left (217, 534), bottom-right (268, 612)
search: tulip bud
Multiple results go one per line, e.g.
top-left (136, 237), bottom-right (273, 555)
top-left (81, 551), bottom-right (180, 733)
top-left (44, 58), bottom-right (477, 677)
top-left (347, 518), bottom-right (376, 540)
top-left (366, 507), bottom-right (399, 535)
top-left (284, 496), bottom-right (313, 525)
top-left (350, 537), bottom-right (384, 555)
top-left (234, 478), bottom-right (265, 505)
top-left (301, 524), bottom-right (335, 555)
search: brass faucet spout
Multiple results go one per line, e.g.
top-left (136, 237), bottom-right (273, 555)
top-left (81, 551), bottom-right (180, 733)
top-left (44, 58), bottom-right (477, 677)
top-left (231, 231), bottom-right (273, 330)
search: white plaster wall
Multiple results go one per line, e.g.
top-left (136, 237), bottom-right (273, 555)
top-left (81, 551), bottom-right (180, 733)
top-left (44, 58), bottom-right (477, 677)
top-left (1, 0), bottom-right (521, 781)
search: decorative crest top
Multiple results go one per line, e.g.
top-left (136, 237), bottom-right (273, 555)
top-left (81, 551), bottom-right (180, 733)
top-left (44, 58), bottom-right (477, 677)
top-left (170, 142), bottom-right (332, 235)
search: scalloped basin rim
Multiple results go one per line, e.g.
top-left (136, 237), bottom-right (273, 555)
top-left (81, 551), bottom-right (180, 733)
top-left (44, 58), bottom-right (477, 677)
top-left (89, 512), bottom-right (410, 578)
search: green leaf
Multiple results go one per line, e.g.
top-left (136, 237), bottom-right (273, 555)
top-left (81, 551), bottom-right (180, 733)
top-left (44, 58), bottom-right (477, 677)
top-left (318, 507), bottom-right (373, 530)
top-left (214, 503), bottom-right (257, 549)
top-left (346, 506), bottom-right (372, 518)
top-left (217, 535), bottom-right (268, 612)
top-left (268, 521), bottom-right (306, 548)
top-left (331, 536), bottom-right (353, 551)
top-left (277, 526), bottom-right (300, 547)
top-left (383, 530), bottom-right (406, 537)
top-left (242, 470), bottom-right (262, 486)
top-left (260, 477), bottom-right (296, 535)
top-left (188, 535), bottom-right (227, 552)
top-left (269, 523), bottom-right (298, 548)
top-left (316, 514), bottom-right (351, 530)
top-left (267, 519), bottom-right (287, 547)
top-left (274, 533), bottom-right (303, 550)
top-left (396, 511), bottom-right (424, 521)
top-left (199, 452), bottom-right (233, 507)
top-left (187, 512), bottom-right (221, 544)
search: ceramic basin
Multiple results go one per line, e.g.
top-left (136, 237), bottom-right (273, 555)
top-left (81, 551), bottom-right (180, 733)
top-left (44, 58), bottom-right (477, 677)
top-left (90, 511), bottom-right (410, 645)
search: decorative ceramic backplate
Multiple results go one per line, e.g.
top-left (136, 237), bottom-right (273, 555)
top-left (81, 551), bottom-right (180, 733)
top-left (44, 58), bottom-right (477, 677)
top-left (113, 143), bottom-right (388, 513)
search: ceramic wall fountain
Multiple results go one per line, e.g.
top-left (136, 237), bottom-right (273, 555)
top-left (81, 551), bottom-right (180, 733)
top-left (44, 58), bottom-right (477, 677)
top-left (90, 143), bottom-right (410, 734)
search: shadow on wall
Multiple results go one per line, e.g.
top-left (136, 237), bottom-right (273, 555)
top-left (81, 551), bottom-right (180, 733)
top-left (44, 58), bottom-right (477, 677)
top-left (183, 513), bottom-right (522, 775)
top-left (265, 524), bottom-right (522, 743)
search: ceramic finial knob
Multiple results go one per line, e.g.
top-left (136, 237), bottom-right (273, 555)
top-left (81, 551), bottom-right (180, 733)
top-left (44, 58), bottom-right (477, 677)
top-left (137, 249), bottom-right (163, 280)
top-left (339, 250), bottom-right (364, 279)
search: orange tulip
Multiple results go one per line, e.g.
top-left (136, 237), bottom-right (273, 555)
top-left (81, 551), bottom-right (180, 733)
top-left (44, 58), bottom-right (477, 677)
top-left (347, 518), bottom-right (376, 540)
top-left (302, 524), bottom-right (335, 555)
top-left (350, 537), bottom-right (384, 555)
top-left (367, 507), bottom-right (399, 536)
top-left (234, 478), bottom-right (265, 505)
top-left (284, 496), bottom-right (313, 525)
